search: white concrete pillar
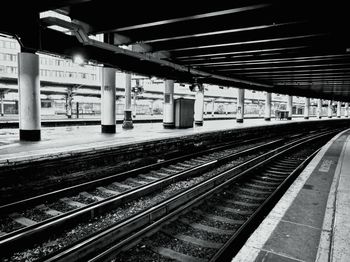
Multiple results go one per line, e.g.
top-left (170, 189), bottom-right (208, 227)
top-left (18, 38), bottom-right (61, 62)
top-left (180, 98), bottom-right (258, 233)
top-left (101, 67), bottom-right (116, 133)
top-left (264, 92), bottom-right (271, 121)
top-left (204, 102), bottom-right (207, 115)
top-left (236, 88), bottom-right (245, 123)
top-left (0, 95), bottom-right (4, 116)
top-left (304, 97), bottom-right (310, 119)
top-left (18, 52), bottom-right (41, 141)
top-left (132, 94), bottom-right (137, 118)
top-left (211, 99), bottom-right (215, 117)
top-left (337, 101), bottom-right (341, 118)
top-left (317, 99), bottom-right (322, 119)
top-left (150, 100), bottom-right (154, 116)
top-left (163, 80), bottom-right (175, 128)
top-left (194, 85), bottom-right (204, 126)
top-left (122, 73), bottom-right (133, 129)
top-left (225, 103), bottom-right (228, 115)
top-left (287, 95), bottom-right (293, 120)
top-left (328, 100), bottom-right (333, 118)
top-left (66, 91), bottom-right (73, 119)
top-left (345, 102), bottom-right (349, 117)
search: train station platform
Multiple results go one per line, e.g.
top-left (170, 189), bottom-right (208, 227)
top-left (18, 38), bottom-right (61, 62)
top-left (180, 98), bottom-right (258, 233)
top-left (233, 128), bottom-right (350, 262)
top-left (0, 117), bottom-right (341, 166)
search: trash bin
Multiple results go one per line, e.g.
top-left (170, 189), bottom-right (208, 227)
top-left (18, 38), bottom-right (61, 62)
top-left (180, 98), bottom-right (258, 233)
top-left (175, 98), bottom-right (194, 128)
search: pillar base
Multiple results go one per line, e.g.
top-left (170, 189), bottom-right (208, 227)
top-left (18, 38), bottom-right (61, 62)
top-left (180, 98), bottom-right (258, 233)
top-left (20, 129), bottom-right (40, 141)
top-left (318, 116), bottom-right (322, 119)
top-left (101, 125), bottom-right (116, 133)
top-left (236, 119), bottom-right (244, 123)
top-left (287, 117), bottom-right (292, 120)
top-left (0, 113), bottom-right (3, 116)
top-left (163, 122), bottom-right (175, 129)
top-left (122, 111), bottom-right (134, 129)
top-left (67, 115), bottom-right (72, 119)
top-left (194, 121), bottom-right (203, 126)
top-left (328, 116), bottom-right (332, 118)
top-left (304, 117), bottom-right (309, 120)
top-left (264, 117), bottom-right (271, 121)
top-left (337, 116), bottom-right (341, 118)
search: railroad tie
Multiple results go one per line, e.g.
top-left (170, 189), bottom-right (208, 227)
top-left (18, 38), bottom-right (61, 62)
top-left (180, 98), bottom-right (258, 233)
top-left (35, 204), bottom-right (63, 216)
top-left (138, 174), bottom-right (158, 180)
top-left (96, 187), bottom-right (120, 196)
top-left (258, 175), bottom-right (283, 181)
top-left (245, 182), bottom-right (275, 189)
top-left (179, 218), bottom-right (234, 235)
top-left (112, 182), bottom-right (134, 189)
top-left (169, 165), bottom-right (187, 171)
top-left (126, 178), bottom-right (148, 185)
top-left (225, 199), bottom-right (260, 208)
top-left (216, 206), bottom-right (252, 216)
top-left (236, 193), bottom-right (265, 201)
top-left (161, 168), bottom-right (178, 173)
top-left (60, 197), bottom-right (86, 208)
top-left (177, 163), bottom-right (194, 168)
top-left (249, 178), bottom-right (279, 186)
top-left (264, 169), bottom-right (289, 175)
top-left (9, 212), bottom-right (37, 227)
top-left (193, 210), bottom-right (245, 225)
top-left (239, 187), bottom-right (268, 195)
top-left (153, 247), bottom-right (207, 262)
top-left (150, 171), bottom-right (169, 177)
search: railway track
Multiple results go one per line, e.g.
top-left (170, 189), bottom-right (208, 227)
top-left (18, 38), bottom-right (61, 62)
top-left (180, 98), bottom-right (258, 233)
top-left (0, 128), bottom-right (340, 261)
top-left (0, 134), bottom-right (287, 256)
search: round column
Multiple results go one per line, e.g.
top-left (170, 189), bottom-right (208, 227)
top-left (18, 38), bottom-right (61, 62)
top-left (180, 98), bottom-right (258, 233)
top-left (336, 101), bottom-right (341, 118)
top-left (317, 99), bottom-right (322, 119)
top-left (18, 52), bottom-right (41, 141)
top-left (101, 67), bottom-right (116, 133)
top-left (194, 85), bottom-right (204, 126)
top-left (287, 95), bottom-right (293, 120)
top-left (327, 100), bottom-right (333, 118)
top-left (0, 95), bottom-right (4, 116)
top-left (163, 80), bottom-right (175, 128)
top-left (236, 88), bottom-right (245, 123)
top-left (264, 92), bottom-right (271, 121)
top-left (211, 99), bottom-right (215, 117)
top-left (304, 97), bottom-right (310, 119)
top-left (345, 102), bottom-right (349, 117)
top-left (122, 73), bottom-right (133, 129)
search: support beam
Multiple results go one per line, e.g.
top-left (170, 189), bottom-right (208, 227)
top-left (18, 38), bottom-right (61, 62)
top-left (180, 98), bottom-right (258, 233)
top-left (163, 80), bottom-right (175, 128)
top-left (194, 85), bottom-right (204, 126)
top-left (66, 89), bottom-right (73, 118)
top-left (101, 67), bottom-right (116, 133)
top-left (132, 93), bottom-right (137, 118)
top-left (18, 52), bottom-right (41, 141)
top-left (264, 92), bottom-right (271, 121)
top-left (337, 101), bottom-right (341, 118)
top-left (345, 102), bottom-right (349, 117)
top-left (287, 95), bottom-right (293, 120)
top-left (328, 100), bottom-right (332, 118)
top-left (122, 73), bottom-right (134, 129)
top-left (236, 88), bottom-right (245, 123)
top-left (317, 99), bottom-right (322, 119)
top-left (0, 95), bottom-right (4, 116)
top-left (150, 100), bottom-right (154, 116)
top-left (211, 99), bottom-right (215, 117)
top-left (304, 97), bottom-right (310, 119)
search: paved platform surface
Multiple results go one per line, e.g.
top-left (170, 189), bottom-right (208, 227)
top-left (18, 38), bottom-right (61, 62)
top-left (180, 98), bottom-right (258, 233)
top-left (233, 128), bottom-right (350, 262)
top-left (0, 117), bottom-right (329, 164)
